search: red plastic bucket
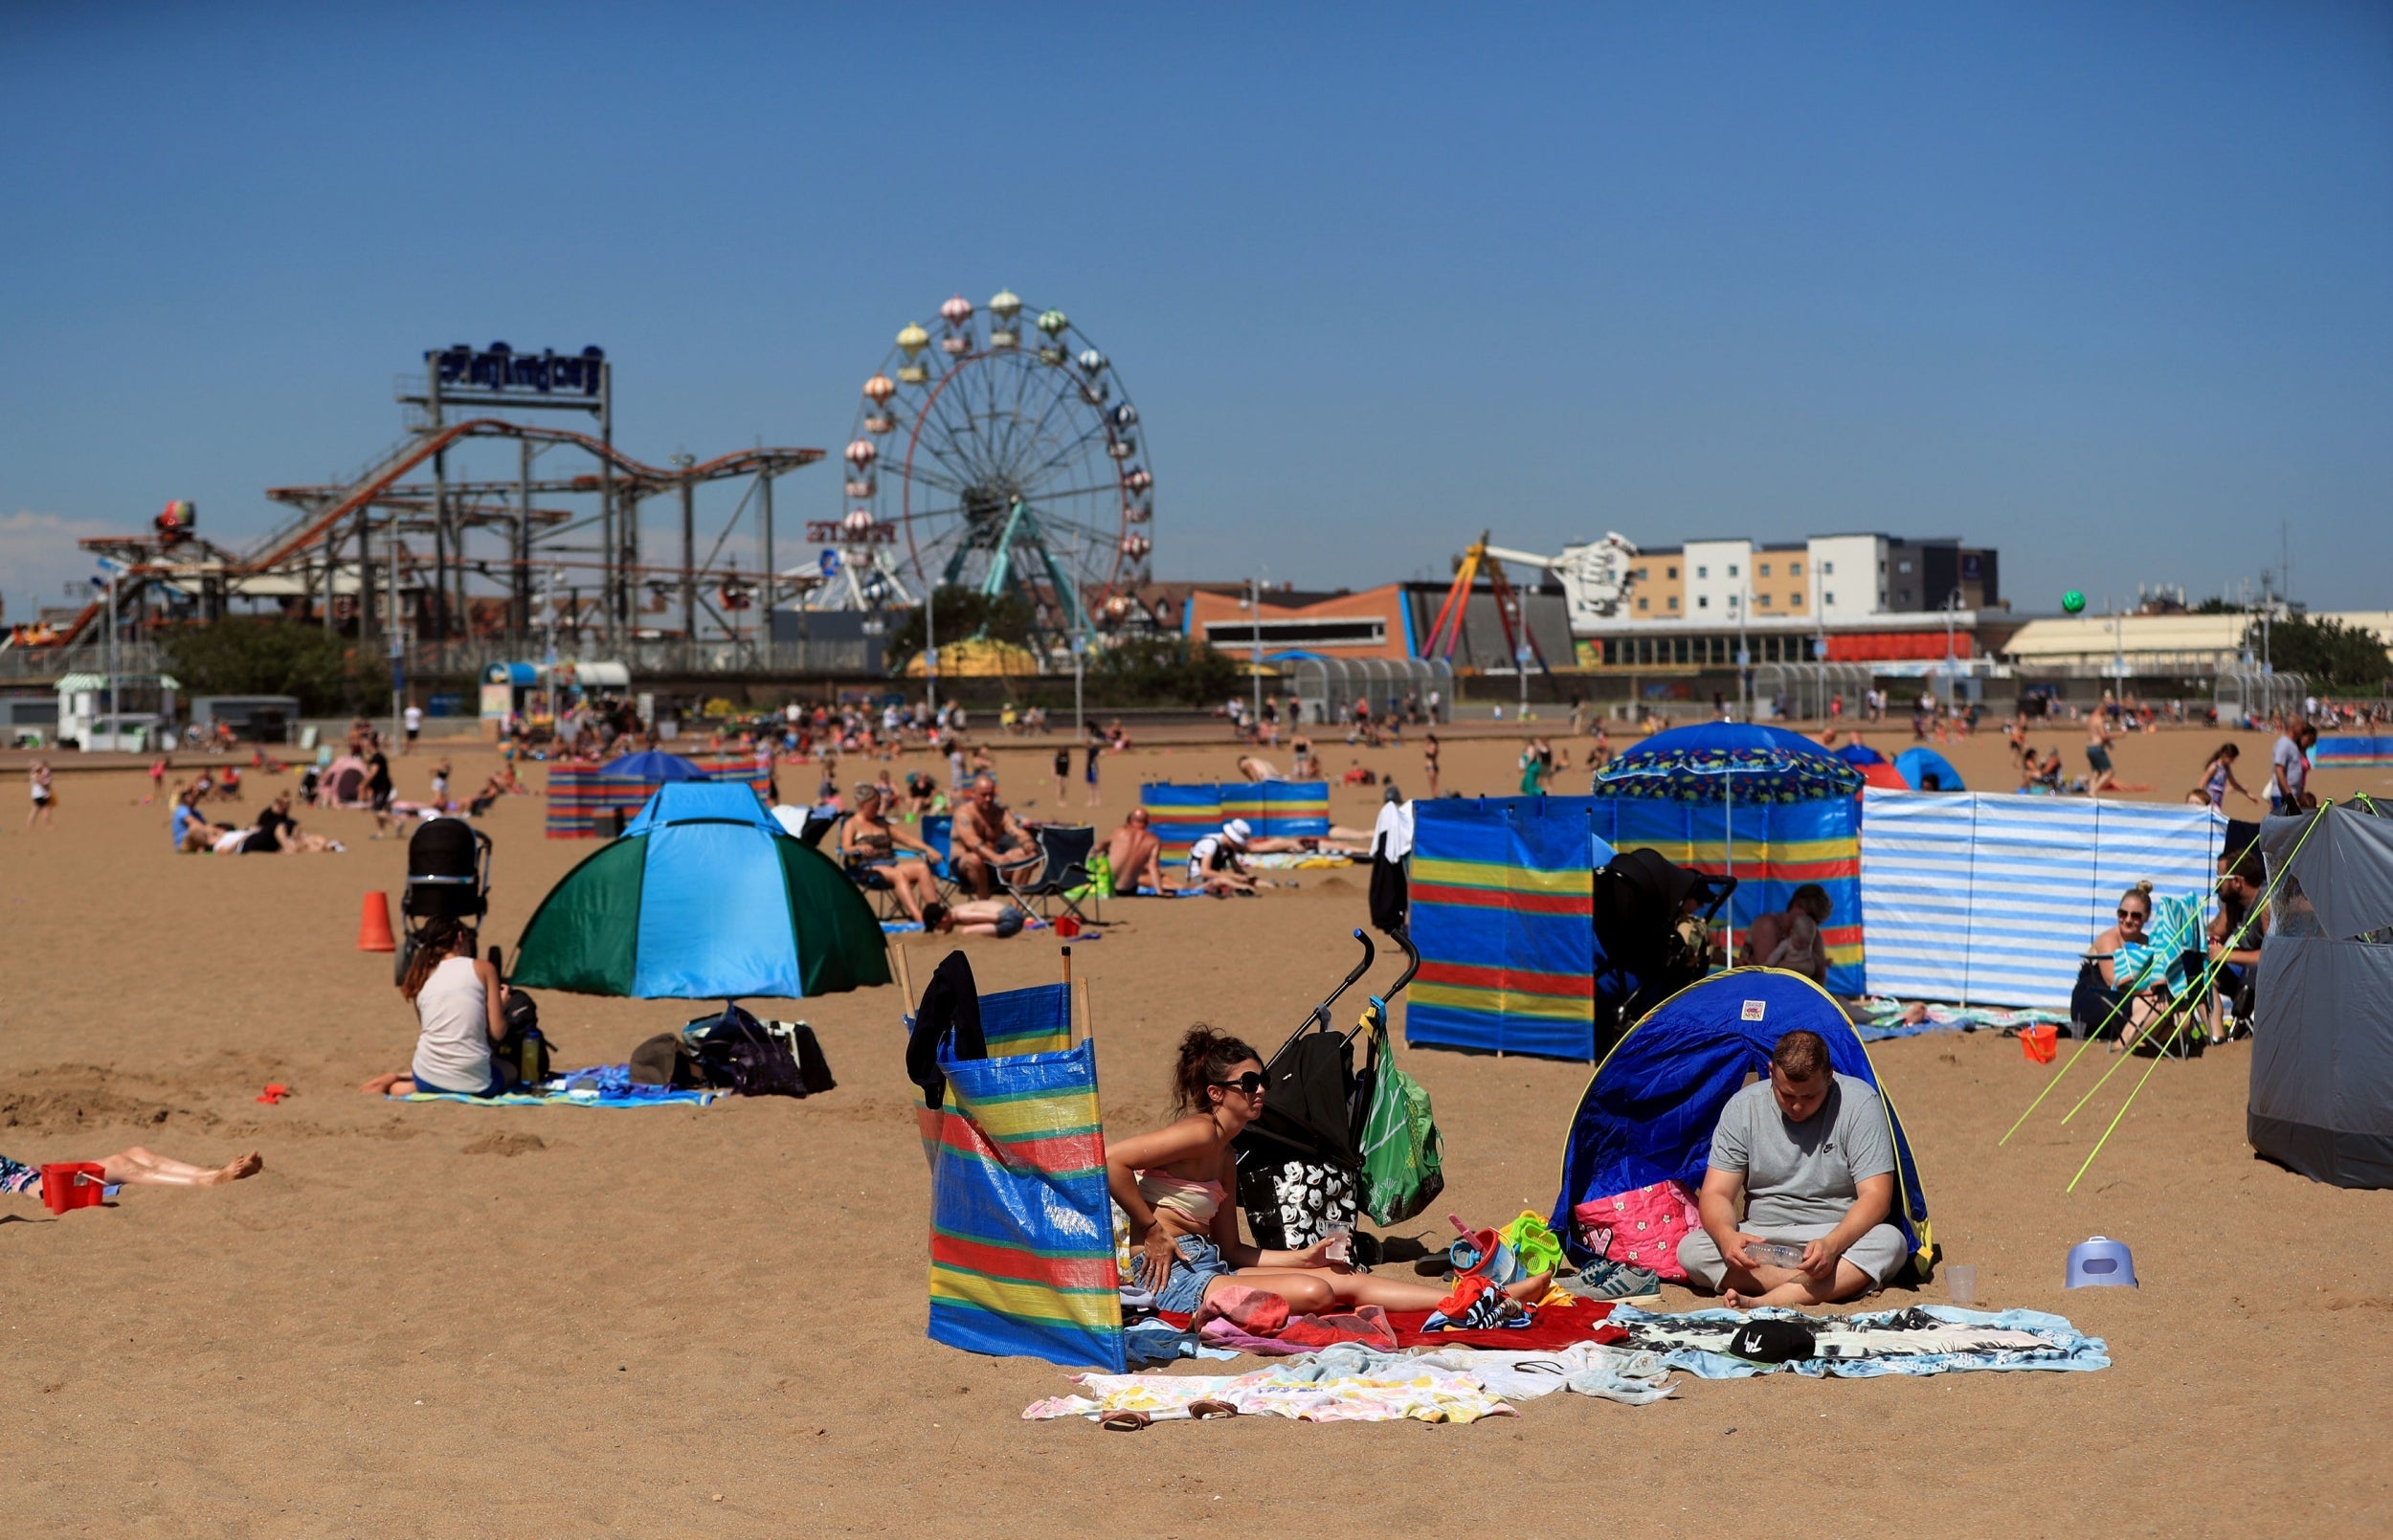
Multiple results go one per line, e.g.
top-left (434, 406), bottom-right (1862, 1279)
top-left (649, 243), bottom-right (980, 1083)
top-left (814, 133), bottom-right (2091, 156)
top-left (2021, 1025), bottom-right (2059, 1065)
top-left (1054, 915), bottom-right (1081, 939)
top-left (39, 1163), bottom-right (107, 1216)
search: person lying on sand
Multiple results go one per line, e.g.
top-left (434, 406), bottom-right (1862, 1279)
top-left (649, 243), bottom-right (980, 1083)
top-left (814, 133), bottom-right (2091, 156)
top-left (1679, 1028), bottom-right (1906, 1308)
top-left (920, 898), bottom-right (1031, 937)
top-left (2, 1147), bottom-right (262, 1195)
top-left (1109, 1028), bottom-right (1552, 1318)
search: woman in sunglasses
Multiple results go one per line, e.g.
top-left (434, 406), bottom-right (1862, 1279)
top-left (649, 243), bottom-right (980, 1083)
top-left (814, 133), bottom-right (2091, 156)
top-left (2088, 881), bottom-right (2172, 1050)
top-left (1105, 1027), bottom-right (1554, 1320)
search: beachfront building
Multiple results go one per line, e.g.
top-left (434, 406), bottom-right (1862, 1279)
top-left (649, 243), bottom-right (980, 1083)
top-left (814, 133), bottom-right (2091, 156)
top-left (1577, 533), bottom-right (2006, 681)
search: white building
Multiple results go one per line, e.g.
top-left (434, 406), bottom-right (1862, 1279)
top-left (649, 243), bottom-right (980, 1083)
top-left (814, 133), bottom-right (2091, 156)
top-left (1805, 534), bottom-right (1888, 624)
top-left (1680, 539), bottom-right (1753, 622)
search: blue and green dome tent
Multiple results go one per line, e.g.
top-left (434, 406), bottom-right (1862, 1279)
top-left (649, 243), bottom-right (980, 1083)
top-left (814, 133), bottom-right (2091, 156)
top-left (1550, 967), bottom-right (1932, 1276)
top-left (512, 780), bottom-right (889, 998)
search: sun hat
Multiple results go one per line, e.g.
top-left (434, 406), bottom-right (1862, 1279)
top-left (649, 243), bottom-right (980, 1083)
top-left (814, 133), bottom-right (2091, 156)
top-left (1222, 818), bottom-right (1253, 845)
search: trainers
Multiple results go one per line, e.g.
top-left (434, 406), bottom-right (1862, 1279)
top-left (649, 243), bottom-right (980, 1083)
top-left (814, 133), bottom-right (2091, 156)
top-left (1574, 1258), bottom-right (1663, 1306)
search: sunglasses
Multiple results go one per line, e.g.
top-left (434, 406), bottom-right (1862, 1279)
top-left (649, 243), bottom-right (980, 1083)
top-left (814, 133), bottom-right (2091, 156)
top-left (2117, 908), bottom-right (2148, 920)
top-left (1210, 1072), bottom-right (1266, 1096)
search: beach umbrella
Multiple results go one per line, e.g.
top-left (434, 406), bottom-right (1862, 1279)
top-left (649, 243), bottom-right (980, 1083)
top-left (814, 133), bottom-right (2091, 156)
top-left (1893, 747), bottom-right (1965, 792)
top-left (511, 780), bottom-right (889, 999)
top-left (1593, 722), bottom-right (1864, 955)
top-left (603, 749), bottom-right (709, 781)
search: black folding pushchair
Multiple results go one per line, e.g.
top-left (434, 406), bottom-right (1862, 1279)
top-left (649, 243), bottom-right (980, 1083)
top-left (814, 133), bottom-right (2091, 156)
top-left (1590, 847), bottom-right (1735, 1052)
top-left (1232, 926), bottom-right (1421, 1260)
top-left (396, 816), bottom-right (493, 984)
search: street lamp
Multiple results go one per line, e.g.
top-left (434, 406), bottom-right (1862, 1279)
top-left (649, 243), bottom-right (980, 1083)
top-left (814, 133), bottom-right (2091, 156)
top-left (1247, 575), bottom-right (1264, 731)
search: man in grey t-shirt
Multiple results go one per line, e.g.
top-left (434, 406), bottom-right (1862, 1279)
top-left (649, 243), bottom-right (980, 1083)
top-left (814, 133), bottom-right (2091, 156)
top-left (1678, 1029), bottom-right (1908, 1306)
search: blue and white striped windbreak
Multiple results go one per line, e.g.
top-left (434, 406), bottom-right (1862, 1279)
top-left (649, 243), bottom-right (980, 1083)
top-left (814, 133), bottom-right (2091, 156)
top-left (1858, 791), bottom-right (2226, 1009)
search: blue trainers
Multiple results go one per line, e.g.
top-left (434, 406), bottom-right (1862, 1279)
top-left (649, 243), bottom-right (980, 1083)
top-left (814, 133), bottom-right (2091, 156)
top-left (1574, 1258), bottom-right (1663, 1306)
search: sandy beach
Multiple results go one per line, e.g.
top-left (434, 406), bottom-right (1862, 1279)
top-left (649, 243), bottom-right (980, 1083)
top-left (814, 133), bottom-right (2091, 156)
top-left (3, 724), bottom-right (2387, 1537)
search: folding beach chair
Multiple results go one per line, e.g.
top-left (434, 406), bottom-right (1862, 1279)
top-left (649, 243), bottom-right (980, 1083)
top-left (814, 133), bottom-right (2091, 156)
top-left (920, 814), bottom-right (960, 900)
top-left (1001, 824), bottom-right (1099, 925)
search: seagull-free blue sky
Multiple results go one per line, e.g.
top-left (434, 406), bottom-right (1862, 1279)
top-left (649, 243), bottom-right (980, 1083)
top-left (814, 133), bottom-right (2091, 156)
top-left (4, 1), bottom-right (2388, 623)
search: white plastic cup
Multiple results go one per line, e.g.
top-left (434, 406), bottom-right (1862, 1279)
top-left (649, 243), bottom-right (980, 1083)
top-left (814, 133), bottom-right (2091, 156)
top-left (1946, 1263), bottom-right (1979, 1306)
top-left (1321, 1229), bottom-right (1353, 1264)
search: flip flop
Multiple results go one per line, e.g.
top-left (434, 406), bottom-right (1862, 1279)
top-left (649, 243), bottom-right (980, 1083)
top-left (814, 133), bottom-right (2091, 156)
top-left (1187, 1400), bottom-right (1238, 1419)
top-left (1099, 1410), bottom-right (1150, 1433)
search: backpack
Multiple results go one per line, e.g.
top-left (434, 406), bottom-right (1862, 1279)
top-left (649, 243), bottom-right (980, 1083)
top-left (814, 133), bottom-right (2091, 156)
top-left (1356, 1001), bottom-right (1443, 1225)
top-left (494, 987), bottom-right (553, 1086)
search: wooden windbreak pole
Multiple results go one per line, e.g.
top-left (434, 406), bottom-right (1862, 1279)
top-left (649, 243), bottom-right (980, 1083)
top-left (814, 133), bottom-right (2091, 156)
top-left (892, 942), bottom-right (915, 1016)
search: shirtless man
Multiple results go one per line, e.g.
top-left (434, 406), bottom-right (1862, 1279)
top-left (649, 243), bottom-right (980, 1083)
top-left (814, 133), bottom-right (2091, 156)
top-left (950, 775), bottom-right (1037, 900)
top-left (1105, 807), bottom-right (1167, 895)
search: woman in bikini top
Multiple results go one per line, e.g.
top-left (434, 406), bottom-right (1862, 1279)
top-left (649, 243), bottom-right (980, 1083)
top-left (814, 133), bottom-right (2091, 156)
top-left (1104, 1027), bottom-right (1551, 1320)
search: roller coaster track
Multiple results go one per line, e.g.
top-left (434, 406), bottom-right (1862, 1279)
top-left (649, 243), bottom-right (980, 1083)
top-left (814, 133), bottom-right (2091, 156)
top-left (244, 417), bottom-right (823, 574)
top-left (32, 421), bottom-right (823, 652)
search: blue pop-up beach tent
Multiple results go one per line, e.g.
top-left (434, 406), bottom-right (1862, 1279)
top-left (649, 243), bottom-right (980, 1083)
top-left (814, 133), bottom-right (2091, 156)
top-left (1550, 969), bottom-right (1932, 1274)
top-left (1893, 747), bottom-right (1965, 792)
top-left (512, 780), bottom-right (889, 998)
top-left (603, 749), bottom-right (710, 782)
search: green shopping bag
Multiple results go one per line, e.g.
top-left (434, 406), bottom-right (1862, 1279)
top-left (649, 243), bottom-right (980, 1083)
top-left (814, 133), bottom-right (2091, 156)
top-left (1357, 1000), bottom-right (1444, 1225)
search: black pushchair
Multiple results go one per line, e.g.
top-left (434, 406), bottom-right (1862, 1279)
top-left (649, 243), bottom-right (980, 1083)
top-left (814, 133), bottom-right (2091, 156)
top-left (396, 816), bottom-right (493, 984)
top-left (1590, 848), bottom-right (1736, 1053)
top-left (1233, 926), bottom-right (1421, 1261)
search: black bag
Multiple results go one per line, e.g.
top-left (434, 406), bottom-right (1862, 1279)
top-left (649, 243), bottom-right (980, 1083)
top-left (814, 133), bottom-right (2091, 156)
top-left (688, 1005), bottom-right (836, 1098)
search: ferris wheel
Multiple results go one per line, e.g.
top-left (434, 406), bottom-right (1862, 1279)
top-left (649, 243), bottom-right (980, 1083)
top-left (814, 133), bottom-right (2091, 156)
top-left (828, 291), bottom-right (1153, 638)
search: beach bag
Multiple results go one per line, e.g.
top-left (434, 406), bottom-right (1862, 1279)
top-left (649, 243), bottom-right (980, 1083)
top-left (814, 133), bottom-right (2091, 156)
top-left (689, 1006), bottom-right (836, 1098)
top-left (1574, 1180), bottom-right (1700, 1282)
top-left (1357, 1012), bottom-right (1443, 1225)
top-left (1239, 1159), bottom-right (1359, 1252)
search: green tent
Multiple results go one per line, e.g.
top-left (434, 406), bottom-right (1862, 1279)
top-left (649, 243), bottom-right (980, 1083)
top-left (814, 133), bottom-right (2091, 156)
top-left (512, 780), bottom-right (889, 998)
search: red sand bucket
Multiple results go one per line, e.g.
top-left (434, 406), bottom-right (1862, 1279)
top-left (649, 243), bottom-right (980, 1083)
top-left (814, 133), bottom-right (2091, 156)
top-left (1054, 915), bottom-right (1081, 939)
top-left (2021, 1025), bottom-right (2059, 1065)
top-left (39, 1163), bottom-right (107, 1216)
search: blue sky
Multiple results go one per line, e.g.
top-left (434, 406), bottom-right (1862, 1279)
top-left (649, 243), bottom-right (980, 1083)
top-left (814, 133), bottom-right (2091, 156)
top-left (4, 1), bottom-right (2388, 624)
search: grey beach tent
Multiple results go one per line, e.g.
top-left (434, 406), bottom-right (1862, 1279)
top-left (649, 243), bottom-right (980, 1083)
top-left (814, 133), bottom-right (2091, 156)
top-left (2248, 803), bottom-right (2393, 1188)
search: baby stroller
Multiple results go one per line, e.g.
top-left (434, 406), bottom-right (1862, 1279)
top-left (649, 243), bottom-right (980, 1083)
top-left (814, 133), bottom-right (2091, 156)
top-left (396, 816), bottom-right (493, 984)
top-left (1233, 926), bottom-right (1421, 1261)
top-left (1591, 848), bottom-right (1736, 1054)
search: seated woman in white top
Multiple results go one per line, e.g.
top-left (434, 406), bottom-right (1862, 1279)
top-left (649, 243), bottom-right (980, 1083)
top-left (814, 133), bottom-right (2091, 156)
top-left (359, 918), bottom-right (517, 1098)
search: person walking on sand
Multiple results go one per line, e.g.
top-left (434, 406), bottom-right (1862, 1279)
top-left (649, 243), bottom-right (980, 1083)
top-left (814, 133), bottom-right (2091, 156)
top-left (26, 759), bottom-right (56, 829)
top-left (1422, 733), bottom-right (1441, 798)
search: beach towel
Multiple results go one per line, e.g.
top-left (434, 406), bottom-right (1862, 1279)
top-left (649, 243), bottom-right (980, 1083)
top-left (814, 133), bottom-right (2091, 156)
top-left (1847, 998), bottom-right (2069, 1042)
top-left (1607, 1304), bottom-right (2108, 1378)
top-left (401, 1081), bottom-right (720, 1108)
top-left (1022, 1364), bottom-right (1516, 1425)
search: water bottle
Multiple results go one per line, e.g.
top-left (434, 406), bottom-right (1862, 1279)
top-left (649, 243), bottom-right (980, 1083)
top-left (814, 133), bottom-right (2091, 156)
top-left (520, 1028), bottom-right (545, 1087)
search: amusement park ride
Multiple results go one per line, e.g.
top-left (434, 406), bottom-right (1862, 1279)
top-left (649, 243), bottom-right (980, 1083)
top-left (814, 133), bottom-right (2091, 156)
top-left (21, 346), bottom-right (824, 670)
top-left (812, 291), bottom-right (1157, 656)
top-left (18, 298), bottom-right (1158, 680)
top-left (1420, 530), bottom-right (1641, 667)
